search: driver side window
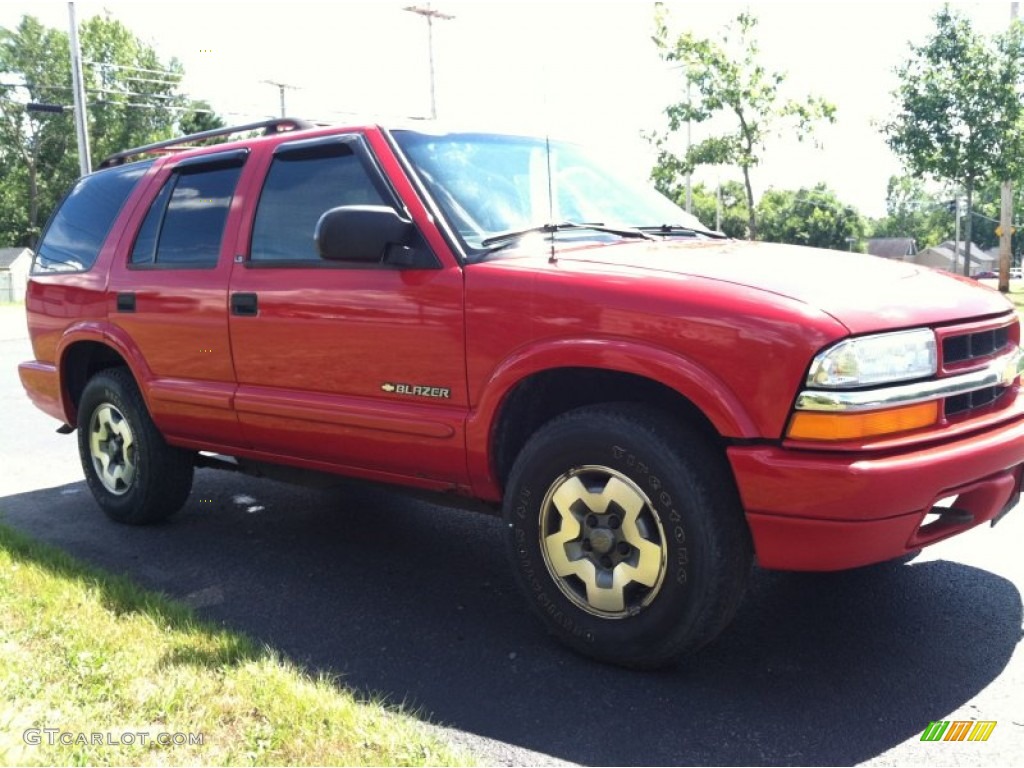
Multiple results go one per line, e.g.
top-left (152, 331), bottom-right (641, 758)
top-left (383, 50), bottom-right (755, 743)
top-left (250, 141), bottom-right (386, 263)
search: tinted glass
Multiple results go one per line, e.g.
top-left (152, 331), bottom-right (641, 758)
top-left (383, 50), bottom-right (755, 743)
top-left (129, 179), bottom-right (174, 265)
top-left (152, 166), bottom-right (241, 267)
top-left (34, 161), bottom-right (153, 273)
top-left (250, 147), bottom-right (386, 262)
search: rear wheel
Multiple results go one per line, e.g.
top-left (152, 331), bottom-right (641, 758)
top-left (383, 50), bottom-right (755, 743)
top-left (503, 404), bottom-right (752, 668)
top-left (77, 368), bottom-right (194, 524)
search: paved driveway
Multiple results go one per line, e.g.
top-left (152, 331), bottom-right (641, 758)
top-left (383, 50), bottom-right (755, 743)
top-left (1, 303), bottom-right (1022, 766)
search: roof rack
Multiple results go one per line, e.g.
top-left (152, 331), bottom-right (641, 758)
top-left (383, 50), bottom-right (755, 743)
top-left (97, 117), bottom-right (316, 169)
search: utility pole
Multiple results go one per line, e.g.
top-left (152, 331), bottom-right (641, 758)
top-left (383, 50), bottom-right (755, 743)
top-left (67, 2), bottom-right (91, 176)
top-left (715, 176), bottom-right (722, 231)
top-left (953, 194), bottom-right (963, 274)
top-left (685, 80), bottom-right (692, 215)
top-left (404, 3), bottom-right (454, 120)
top-left (261, 80), bottom-right (298, 118)
top-left (999, 1), bottom-right (1019, 293)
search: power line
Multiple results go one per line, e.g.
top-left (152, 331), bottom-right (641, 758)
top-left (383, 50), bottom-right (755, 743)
top-left (91, 100), bottom-right (214, 113)
top-left (83, 61), bottom-right (181, 77)
top-left (89, 87), bottom-right (180, 100)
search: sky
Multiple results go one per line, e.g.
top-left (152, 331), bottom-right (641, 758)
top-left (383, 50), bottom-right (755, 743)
top-left (0, 0), bottom-right (1017, 218)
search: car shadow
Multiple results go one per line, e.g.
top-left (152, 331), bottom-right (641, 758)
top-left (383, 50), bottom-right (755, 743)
top-left (1, 470), bottom-right (1021, 766)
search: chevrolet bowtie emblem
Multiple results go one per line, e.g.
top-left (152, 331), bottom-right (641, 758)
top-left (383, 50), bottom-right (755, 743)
top-left (381, 383), bottom-right (396, 392)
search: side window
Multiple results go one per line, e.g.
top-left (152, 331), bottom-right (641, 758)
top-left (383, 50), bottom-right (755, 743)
top-left (131, 162), bottom-right (242, 268)
top-left (34, 161), bottom-right (153, 273)
top-left (250, 142), bottom-right (387, 263)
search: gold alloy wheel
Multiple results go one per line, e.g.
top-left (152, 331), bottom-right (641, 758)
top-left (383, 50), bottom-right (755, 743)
top-left (88, 403), bottom-right (137, 495)
top-left (539, 465), bottom-right (668, 618)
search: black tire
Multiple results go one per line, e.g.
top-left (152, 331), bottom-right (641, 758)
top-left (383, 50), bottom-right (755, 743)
top-left (77, 368), bottom-right (194, 524)
top-left (503, 403), bottom-right (752, 668)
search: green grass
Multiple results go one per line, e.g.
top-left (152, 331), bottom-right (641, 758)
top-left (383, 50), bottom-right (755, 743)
top-left (0, 524), bottom-right (469, 767)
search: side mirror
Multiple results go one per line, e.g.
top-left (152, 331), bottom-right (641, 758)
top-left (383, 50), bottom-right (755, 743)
top-left (315, 205), bottom-right (415, 263)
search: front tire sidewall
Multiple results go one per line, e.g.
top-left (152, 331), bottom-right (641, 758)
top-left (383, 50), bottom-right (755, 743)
top-left (504, 410), bottom-right (727, 666)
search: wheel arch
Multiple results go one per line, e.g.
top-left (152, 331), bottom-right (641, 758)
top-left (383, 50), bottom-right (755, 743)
top-left (466, 338), bottom-right (760, 500)
top-left (56, 325), bottom-right (151, 425)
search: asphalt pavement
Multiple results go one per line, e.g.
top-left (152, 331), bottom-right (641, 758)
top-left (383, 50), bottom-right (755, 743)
top-left (1, 303), bottom-right (1022, 766)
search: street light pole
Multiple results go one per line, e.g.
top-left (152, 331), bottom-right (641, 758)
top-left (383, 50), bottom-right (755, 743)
top-left (404, 3), bottom-right (454, 120)
top-left (67, 1), bottom-right (91, 176)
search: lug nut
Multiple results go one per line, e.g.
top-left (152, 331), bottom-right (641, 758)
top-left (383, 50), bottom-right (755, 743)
top-left (586, 514), bottom-right (598, 528)
top-left (600, 556), bottom-right (613, 569)
top-left (582, 539), bottom-right (592, 551)
top-left (617, 541), bottom-right (630, 555)
top-left (608, 515), bottom-right (621, 529)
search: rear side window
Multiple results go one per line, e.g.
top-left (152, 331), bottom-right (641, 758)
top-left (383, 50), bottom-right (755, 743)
top-left (250, 141), bottom-right (387, 263)
top-left (131, 153), bottom-right (244, 268)
top-left (33, 161), bottom-right (153, 274)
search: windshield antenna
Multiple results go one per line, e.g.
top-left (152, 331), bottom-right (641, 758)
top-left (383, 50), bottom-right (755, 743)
top-left (545, 133), bottom-right (557, 264)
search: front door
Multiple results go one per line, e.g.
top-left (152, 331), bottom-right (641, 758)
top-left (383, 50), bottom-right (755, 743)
top-left (227, 131), bottom-right (468, 489)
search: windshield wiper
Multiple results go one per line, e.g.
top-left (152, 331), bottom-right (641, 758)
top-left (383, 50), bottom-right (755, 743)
top-left (480, 221), bottom-right (656, 252)
top-left (639, 224), bottom-right (728, 239)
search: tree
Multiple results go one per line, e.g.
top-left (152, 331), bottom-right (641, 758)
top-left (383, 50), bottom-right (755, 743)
top-left (756, 184), bottom-right (867, 251)
top-left (870, 175), bottom-right (952, 248)
top-left (689, 181), bottom-right (750, 239)
top-left (0, 14), bottom-right (222, 246)
top-left (649, 6), bottom-right (835, 240)
top-left (884, 6), bottom-right (1024, 277)
top-left (0, 17), bottom-right (74, 245)
top-left (178, 101), bottom-right (226, 136)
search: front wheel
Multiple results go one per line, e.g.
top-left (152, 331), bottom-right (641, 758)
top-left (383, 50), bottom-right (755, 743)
top-left (77, 368), bottom-right (194, 524)
top-left (503, 404), bottom-right (752, 668)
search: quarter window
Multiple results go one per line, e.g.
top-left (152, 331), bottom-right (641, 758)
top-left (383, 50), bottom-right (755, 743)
top-left (34, 161), bottom-right (152, 273)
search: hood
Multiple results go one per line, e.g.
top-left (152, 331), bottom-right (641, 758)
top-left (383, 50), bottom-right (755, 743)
top-left (555, 239), bottom-right (1014, 334)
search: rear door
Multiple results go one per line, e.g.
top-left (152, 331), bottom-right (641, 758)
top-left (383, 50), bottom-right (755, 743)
top-left (106, 149), bottom-right (248, 447)
top-left (226, 130), bottom-right (468, 489)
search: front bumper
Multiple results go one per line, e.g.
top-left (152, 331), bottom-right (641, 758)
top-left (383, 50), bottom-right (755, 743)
top-left (729, 412), bottom-right (1024, 570)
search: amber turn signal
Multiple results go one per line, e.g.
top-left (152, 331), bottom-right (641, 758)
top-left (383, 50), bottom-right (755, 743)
top-left (787, 401), bottom-right (940, 441)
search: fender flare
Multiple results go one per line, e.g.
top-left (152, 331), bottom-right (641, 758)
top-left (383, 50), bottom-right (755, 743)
top-left (55, 322), bottom-right (155, 423)
top-left (465, 337), bottom-right (760, 499)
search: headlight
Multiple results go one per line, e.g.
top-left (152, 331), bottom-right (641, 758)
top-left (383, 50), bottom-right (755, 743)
top-left (806, 329), bottom-right (937, 389)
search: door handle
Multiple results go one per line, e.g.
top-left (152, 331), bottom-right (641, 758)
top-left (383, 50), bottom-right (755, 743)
top-left (231, 292), bottom-right (258, 316)
top-left (116, 292), bottom-right (135, 312)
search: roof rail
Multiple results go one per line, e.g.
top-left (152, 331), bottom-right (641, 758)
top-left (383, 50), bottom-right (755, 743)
top-left (97, 117), bottom-right (316, 169)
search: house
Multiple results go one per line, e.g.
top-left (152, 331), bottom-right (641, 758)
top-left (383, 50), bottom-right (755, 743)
top-left (915, 241), bottom-right (995, 276)
top-left (0, 247), bottom-right (32, 302)
top-left (867, 237), bottom-right (917, 261)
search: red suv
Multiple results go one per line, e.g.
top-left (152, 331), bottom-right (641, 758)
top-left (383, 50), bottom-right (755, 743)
top-left (19, 118), bottom-right (1024, 667)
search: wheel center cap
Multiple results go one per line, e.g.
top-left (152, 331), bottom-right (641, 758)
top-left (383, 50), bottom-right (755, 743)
top-left (589, 528), bottom-right (615, 555)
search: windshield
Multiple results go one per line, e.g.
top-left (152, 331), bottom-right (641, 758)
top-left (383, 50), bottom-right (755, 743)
top-left (391, 130), bottom-right (711, 253)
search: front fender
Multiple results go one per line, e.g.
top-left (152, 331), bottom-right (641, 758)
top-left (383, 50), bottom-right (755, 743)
top-left (465, 337), bottom-right (760, 500)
